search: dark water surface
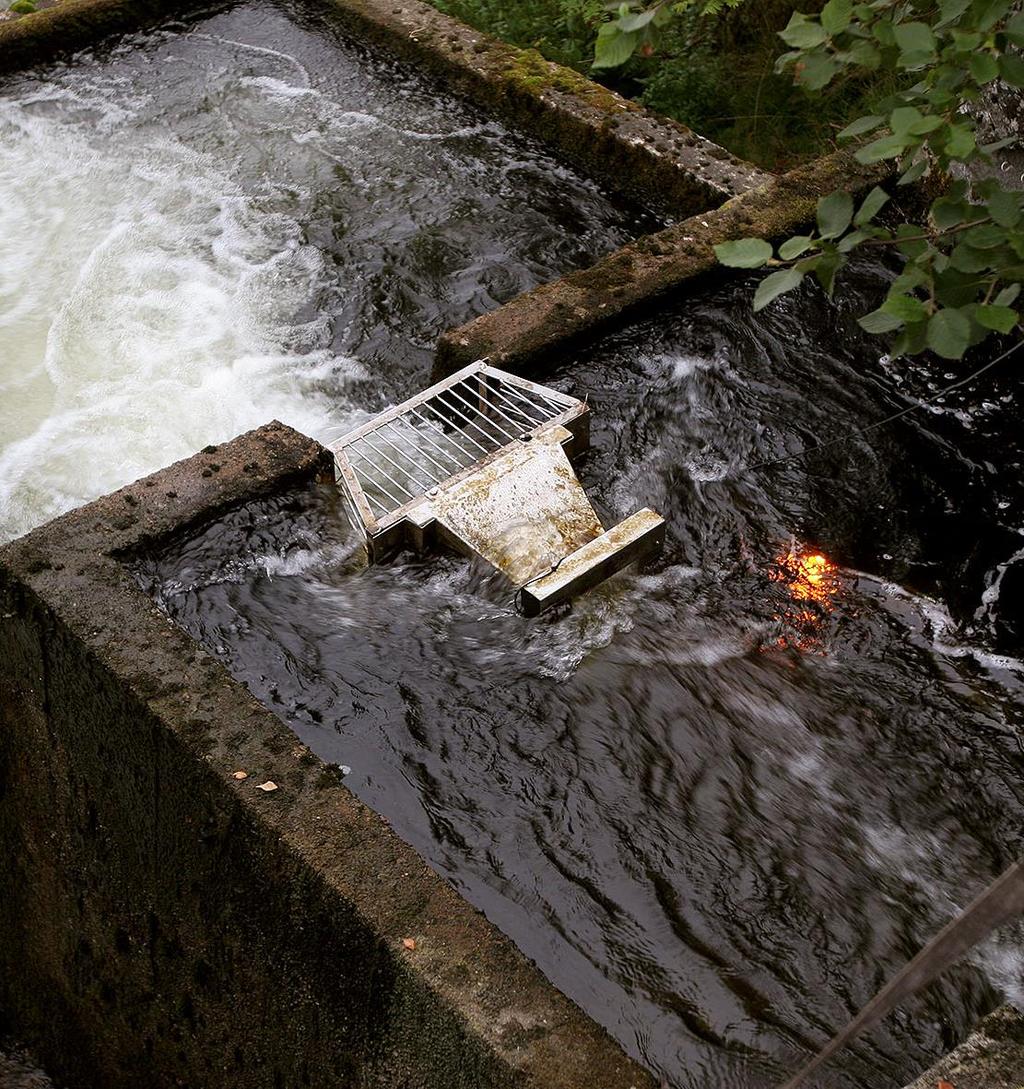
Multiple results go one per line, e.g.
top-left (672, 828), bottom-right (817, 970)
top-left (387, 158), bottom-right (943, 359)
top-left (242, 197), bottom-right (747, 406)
top-left (140, 268), bottom-right (1024, 1089)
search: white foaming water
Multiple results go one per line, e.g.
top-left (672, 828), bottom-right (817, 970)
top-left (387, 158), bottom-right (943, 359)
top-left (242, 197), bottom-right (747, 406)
top-left (0, 77), bottom-right (355, 542)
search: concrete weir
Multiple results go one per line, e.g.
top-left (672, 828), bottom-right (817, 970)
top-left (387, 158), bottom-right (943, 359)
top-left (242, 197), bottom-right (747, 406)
top-left (0, 0), bottom-right (768, 219)
top-left (0, 0), bottom-right (982, 1083)
top-left (0, 424), bottom-right (658, 1089)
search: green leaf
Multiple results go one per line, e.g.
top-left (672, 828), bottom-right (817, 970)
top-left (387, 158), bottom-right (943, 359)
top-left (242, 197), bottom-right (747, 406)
top-left (714, 238), bottom-right (773, 268)
top-left (898, 158), bottom-right (928, 185)
top-left (937, 0), bottom-right (972, 25)
top-left (949, 243), bottom-right (993, 273)
top-left (927, 308), bottom-right (972, 358)
top-left (753, 268), bottom-right (804, 311)
top-left (617, 7), bottom-right (658, 31)
top-left (963, 223), bottom-right (1007, 249)
top-left (778, 235), bottom-right (814, 260)
top-left (855, 132), bottom-right (912, 163)
top-left (838, 114), bottom-right (884, 139)
top-left (969, 53), bottom-right (1000, 84)
top-left (1000, 54), bottom-right (1024, 87)
top-left (893, 21), bottom-right (936, 53)
top-left (814, 251), bottom-right (845, 294)
top-left (817, 191), bottom-right (854, 239)
top-left (593, 22), bottom-right (640, 68)
top-left (890, 106), bottom-right (922, 134)
top-left (892, 320), bottom-right (930, 356)
top-left (779, 12), bottom-right (828, 49)
top-left (1004, 12), bottom-right (1024, 47)
top-left (844, 40), bottom-right (881, 67)
top-left (854, 186), bottom-right (890, 226)
top-left (944, 123), bottom-right (976, 159)
top-left (859, 308), bottom-right (905, 333)
top-left (821, 0), bottom-right (852, 36)
top-left (975, 304), bottom-right (1019, 332)
top-left (976, 0), bottom-right (1014, 32)
top-left (908, 114), bottom-right (944, 135)
top-left (995, 283), bottom-right (1021, 306)
top-left (895, 223), bottom-right (929, 259)
top-left (797, 51), bottom-right (840, 89)
top-left (883, 293), bottom-right (928, 322)
top-left (838, 229), bottom-right (870, 252)
top-left (986, 189), bottom-right (1021, 229)
top-left (932, 197), bottom-right (967, 230)
top-left (951, 29), bottom-right (984, 50)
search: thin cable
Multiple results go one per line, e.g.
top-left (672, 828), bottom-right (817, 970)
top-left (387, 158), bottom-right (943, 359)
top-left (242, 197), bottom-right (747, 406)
top-left (748, 339), bottom-right (1023, 473)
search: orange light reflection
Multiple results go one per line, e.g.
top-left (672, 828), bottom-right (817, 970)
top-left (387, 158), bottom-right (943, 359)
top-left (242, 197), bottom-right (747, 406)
top-left (766, 547), bottom-right (842, 653)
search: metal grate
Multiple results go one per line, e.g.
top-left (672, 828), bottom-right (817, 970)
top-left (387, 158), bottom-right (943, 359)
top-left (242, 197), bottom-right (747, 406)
top-left (329, 359), bottom-right (664, 614)
top-left (332, 361), bottom-right (584, 526)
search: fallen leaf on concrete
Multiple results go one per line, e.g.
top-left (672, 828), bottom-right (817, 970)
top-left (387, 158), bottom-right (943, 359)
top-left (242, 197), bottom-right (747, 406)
top-left (256, 781), bottom-right (278, 792)
top-left (402, 938), bottom-right (416, 951)
top-left (232, 771), bottom-right (248, 780)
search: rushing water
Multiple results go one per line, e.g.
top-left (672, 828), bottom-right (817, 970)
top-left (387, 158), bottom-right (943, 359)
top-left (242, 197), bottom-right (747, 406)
top-left (140, 268), bottom-right (1024, 1089)
top-left (4, 2), bottom-right (1024, 1086)
top-left (0, 0), bottom-right (650, 541)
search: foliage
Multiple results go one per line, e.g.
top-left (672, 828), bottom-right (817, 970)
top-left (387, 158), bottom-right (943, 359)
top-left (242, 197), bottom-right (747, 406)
top-left (593, 0), bottom-right (744, 68)
top-left (713, 0), bottom-right (1024, 359)
top-left (430, 0), bottom-right (606, 69)
top-left (8, 1), bottom-right (37, 12)
top-left (426, 0), bottom-right (895, 169)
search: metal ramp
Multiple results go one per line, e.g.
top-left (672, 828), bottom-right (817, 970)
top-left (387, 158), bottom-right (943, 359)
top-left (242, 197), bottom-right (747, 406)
top-left (330, 361), bottom-right (665, 615)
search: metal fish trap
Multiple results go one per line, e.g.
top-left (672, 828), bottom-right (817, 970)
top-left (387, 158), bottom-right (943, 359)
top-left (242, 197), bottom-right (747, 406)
top-left (330, 360), bottom-right (665, 615)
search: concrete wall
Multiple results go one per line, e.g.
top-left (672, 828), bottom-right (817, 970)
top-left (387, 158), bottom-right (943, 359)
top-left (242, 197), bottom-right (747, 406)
top-left (902, 1005), bottom-right (1024, 1089)
top-left (0, 424), bottom-right (657, 1089)
top-left (434, 152), bottom-right (888, 379)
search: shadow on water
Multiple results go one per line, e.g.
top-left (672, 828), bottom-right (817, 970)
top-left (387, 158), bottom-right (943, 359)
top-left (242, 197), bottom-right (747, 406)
top-left (140, 263), bottom-right (1024, 1088)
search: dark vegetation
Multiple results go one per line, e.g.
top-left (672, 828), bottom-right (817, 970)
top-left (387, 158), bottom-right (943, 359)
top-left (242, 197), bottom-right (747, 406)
top-left (426, 0), bottom-right (899, 169)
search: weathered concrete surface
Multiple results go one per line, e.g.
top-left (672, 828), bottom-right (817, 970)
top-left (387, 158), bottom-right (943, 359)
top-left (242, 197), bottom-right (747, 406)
top-left (313, 0), bottom-right (770, 216)
top-left (0, 1045), bottom-right (58, 1089)
top-left (0, 0), bottom-right (197, 76)
top-left (434, 151), bottom-right (888, 379)
top-left (0, 422), bottom-right (658, 1089)
top-left (903, 1005), bottom-right (1024, 1089)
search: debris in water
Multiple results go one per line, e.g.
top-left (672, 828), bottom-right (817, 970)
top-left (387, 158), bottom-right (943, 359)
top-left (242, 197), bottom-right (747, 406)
top-left (331, 360), bottom-right (664, 615)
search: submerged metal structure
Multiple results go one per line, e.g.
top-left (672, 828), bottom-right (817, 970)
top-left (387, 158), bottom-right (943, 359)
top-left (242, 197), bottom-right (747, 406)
top-left (331, 361), bottom-right (664, 614)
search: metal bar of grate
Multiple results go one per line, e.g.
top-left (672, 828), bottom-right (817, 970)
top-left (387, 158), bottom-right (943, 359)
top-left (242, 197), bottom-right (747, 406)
top-left (332, 361), bottom-right (589, 527)
top-left (387, 416), bottom-right (465, 478)
top-left (443, 385), bottom-right (523, 445)
top-left (407, 407), bottom-right (481, 468)
top-left (481, 382), bottom-right (552, 428)
top-left (362, 429), bottom-right (443, 493)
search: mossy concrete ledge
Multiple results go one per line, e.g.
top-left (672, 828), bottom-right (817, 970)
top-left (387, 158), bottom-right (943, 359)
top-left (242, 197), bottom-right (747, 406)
top-left (903, 1005), bottom-right (1024, 1089)
top-left (0, 422), bottom-right (658, 1089)
top-left (314, 0), bottom-right (769, 217)
top-left (434, 152), bottom-right (887, 379)
top-left (0, 0), bottom-right (194, 76)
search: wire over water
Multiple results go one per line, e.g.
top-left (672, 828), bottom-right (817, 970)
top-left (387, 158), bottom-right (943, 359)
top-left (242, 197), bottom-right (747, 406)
top-left (748, 339), bottom-right (1024, 473)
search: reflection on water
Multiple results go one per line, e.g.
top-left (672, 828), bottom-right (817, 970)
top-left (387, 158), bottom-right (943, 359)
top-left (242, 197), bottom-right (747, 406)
top-left (0, 0), bottom-right (649, 542)
top-left (768, 548), bottom-right (842, 653)
top-left (140, 268), bottom-right (1024, 1089)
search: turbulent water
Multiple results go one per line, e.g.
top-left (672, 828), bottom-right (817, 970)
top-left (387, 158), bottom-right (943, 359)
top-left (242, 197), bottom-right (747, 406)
top-left (141, 269), bottom-right (1024, 1089)
top-left (0, 0), bottom-right (649, 541)
top-left (5, 3), bottom-right (1024, 1087)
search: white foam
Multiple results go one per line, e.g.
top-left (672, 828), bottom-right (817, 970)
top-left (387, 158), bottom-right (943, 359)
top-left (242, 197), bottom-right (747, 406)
top-left (0, 80), bottom-right (361, 541)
